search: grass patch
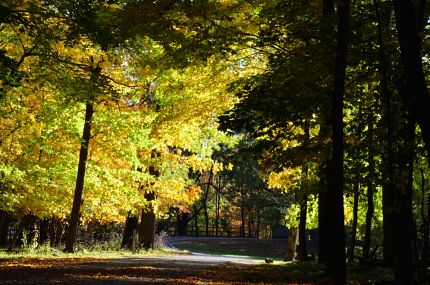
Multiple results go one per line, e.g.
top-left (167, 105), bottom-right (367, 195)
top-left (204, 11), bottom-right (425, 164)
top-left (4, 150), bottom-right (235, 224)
top-left (172, 238), bottom-right (288, 260)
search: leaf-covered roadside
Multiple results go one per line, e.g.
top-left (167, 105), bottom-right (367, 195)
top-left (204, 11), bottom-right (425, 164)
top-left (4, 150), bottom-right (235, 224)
top-left (0, 256), bottom-right (394, 284)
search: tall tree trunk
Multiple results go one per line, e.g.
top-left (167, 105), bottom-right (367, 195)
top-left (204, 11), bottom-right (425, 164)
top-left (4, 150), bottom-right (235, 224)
top-left (298, 119), bottom-right (310, 261)
top-left (420, 168), bottom-right (428, 265)
top-left (394, 0), bottom-right (430, 163)
top-left (203, 167), bottom-right (213, 236)
top-left (326, 0), bottom-right (350, 283)
top-left (298, 194), bottom-right (308, 260)
top-left (348, 182), bottom-right (359, 262)
top-left (318, 0), bottom-right (335, 264)
top-left (363, 114), bottom-right (375, 261)
top-left (318, 163), bottom-right (328, 263)
top-left (391, 119), bottom-right (415, 284)
top-left (373, 0), bottom-right (396, 265)
top-left (64, 102), bottom-right (94, 253)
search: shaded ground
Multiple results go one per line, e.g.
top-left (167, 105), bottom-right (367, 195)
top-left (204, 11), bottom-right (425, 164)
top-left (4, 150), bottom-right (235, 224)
top-left (0, 238), bottom-right (394, 284)
top-left (0, 255), bottom-right (307, 284)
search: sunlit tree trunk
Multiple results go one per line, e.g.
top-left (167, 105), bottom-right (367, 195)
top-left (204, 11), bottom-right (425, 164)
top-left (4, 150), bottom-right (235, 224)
top-left (64, 102), bottom-right (94, 253)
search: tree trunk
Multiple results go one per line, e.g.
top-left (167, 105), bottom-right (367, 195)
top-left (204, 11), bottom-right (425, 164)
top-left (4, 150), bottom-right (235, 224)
top-left (240, 184), bottom-right (246, 237)
top-left (39, 219), bottom-right (50, 245)
top-left (139, 191), bottom-right (156, 249)
top-left (298, 119), bottom-right (310, 261)
top-left (177, 211), bottom-right (189, 236)
top-left (64, 102), bottom-right (94, 253)
top-left (318, 163), bottom-right (328, 263)
top-left (215, 180), bottom-right (221, 237)
top-left (121, 215), bottom-right (139, 249)
top-left (348, 182), bottom-right (359, 262)
top-left (298, 194), bottom-right (308, 260)
top-left (248, 187), bottom-right (254, 238)
top-left (394, 0), bottom-right (430, 164)
top-left (193, 204), bottom-right (199, 236)
top-left (363, 113), bottom-right (375, 261)
top-left (203, 167), bottom-right (213, 236)
top-left (326, 0), bottom-right (350, 283)
top-left (420, 168), bottom-right (428, 265)
top-left (317, 0), bottom-right (334, 265)
top-left (0, 211), bottom-right (11, 248)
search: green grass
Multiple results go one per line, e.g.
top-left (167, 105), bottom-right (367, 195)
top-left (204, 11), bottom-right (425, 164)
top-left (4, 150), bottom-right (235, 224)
top-left (0, 245), bottom-right (182, 259)
top-left (172, 238), bottom-right (288, 260)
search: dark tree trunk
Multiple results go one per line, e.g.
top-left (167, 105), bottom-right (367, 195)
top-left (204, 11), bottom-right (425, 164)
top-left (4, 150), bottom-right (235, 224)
top-left (121, 215), bottom-right (139, 249)
top-left (348, 182), bottom-right (359, 262)
top-left (240, 184), bottom-right (246, 238)
top-left (298, 119), bottom-right (310, 261)
top-left (318, 163), bottom-right (328, 263)
top-left (394, 0), bottom-right (430, 164)
top-left (193, 204), bottom-right (199, 236)
top-left (248, 187), bottom-right (254, 238)
top-left (420, 168), bottom-right (428, 265)
top-left (317, 0), bottom-right (334, 265)
top-left (139, 152), bottom-right (159, 250)
top-left (0, 211), bottom-right (11, 248)
top-left (64, 102), bottom-right (94, 253)
top-left (39, 219), bottom-right (50, 245)
top-left (391, 122), bottom-right (415, 284)
top-left (326, 0), bottom-right (350, 283)
top-left (215, 180), bottom-right (221, 237)
top-left (177, 211), bottom-right (189, 236)
top-left (50, 218), bottom-right (64, 247)
top-left (202, 167), bottom-right (213, 236)
top-left (256, 207), bottom-right (260, 239)
top-left (363, 113), bottom-right (375, 261)
top-left (139, 191), bottom-right (156, 249)
top-left (298, 194), bottom-right (308, 260)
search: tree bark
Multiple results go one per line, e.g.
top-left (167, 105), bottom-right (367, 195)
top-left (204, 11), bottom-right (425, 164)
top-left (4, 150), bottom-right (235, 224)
top-left (393, 0), bottom-right (430, 163)
top-left (64, 102), bottom-right (94, 253)
top-left (363, 114), bottom-right (375, 261)
top-left (121, 215), bottom-right (139, 249)
top-left (139, 159), bottom-right (159, 250)
top-left (326, 0), bottom-right (350, 282)
top-left (298, 119), bottom-right (310, 261)
top-left (348, 182), bottom-right (359, 262)
top-left (139, 191), bottom-right (156, 249)
top-left (0, 211), bottom-right (11, 248)
top-left (240, 184), bottom-right (246, 237)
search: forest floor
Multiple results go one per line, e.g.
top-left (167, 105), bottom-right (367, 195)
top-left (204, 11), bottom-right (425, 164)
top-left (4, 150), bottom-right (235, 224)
top-left (0, 237), bottom-right (394, 284)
